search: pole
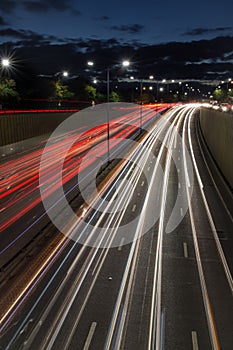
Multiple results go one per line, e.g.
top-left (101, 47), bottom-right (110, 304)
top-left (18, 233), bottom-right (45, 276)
top-left (107, 67), bottom-right (110, 163)
top-left (156, 80), bottom-right (159, 102)
top-left (140, 79), bottom-right (143, 133)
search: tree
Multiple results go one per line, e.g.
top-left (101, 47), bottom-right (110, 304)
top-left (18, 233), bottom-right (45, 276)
top-left (109, 91), bottom-right (121, 102)
top-left (213, 88), bottom-right (227, 102)
top-left (53, 79), bottom-right (74, 100)
top-left (85, 85), bottom-right (97, 101)
top-left (0, 78), bottom-right (19, 103)
top-left (227, 88), bottom-right (233, 101)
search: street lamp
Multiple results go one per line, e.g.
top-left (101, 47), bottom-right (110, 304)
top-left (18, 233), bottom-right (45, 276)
top-left (62, 71), bottom-right (68, 77)
top-left (1, 58), bottom-right (10, 68)
top-left (1, 58), bottom-right (11, 76)
top-left (122, 60), bottom-right (130, 67)
top-left (106, 60), bottom-right (130, 162)
top-left (87, 61), bottom-right (94, 67)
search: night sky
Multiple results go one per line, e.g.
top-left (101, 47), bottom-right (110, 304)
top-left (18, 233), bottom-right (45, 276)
top-left (0, 0), bottom-right (233, 81)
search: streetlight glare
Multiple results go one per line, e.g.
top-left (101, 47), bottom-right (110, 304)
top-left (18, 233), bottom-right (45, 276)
top-left (63, 71), bottom-right (68, 77)
top-left (1, 58), bottom-right (10, 67)
top-left (87, 61), bottom-right (94, 66)
top-left (122, 60), bottom-right (130, 67)
top-left (149, 75), bottom-right (154, 80)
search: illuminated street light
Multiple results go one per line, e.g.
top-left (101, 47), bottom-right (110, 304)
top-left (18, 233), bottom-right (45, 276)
top-left (1, 58), bottom-right (10, 67)
top-left (63, 71), bottom-right (68, 77)
top-left (87, 61), bottom-right (94, 66)
top-left (106, 60), bottom-right (130, 162)
top-left (122, 60), bottom-right (130, 67)
top-left (149, 75), bottom-right (154, 80)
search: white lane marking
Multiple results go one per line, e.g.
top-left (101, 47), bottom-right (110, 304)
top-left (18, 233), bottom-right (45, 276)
top-left (83, 322), bottom-right (97, 350)
top-left (141, 180), bottom-right (145, 187)
top-left (178, 157), bottom-right (180, 161)
top-left (147, 166), bottom-right (150, 171)
top-left (132, 204), bottom-right (137, 212)
top-left (137, 192), bottom-right (140, 196)
top-left (183, 242), bottom-right (188, 258)
top-left (180, 207), bottom-right (183, 216)
top-left (191, 331), bottom-right (199, 350)
top-left (174, 130), bottom-right (178, 149)
top-left (177, 168), bottom-right (180, 173)
top-left (188, 111), bottom-right (233, 293)
top-left (178, 182), bottom-right (181, 189)
top-left (118, 237), bottom-right (125, 251)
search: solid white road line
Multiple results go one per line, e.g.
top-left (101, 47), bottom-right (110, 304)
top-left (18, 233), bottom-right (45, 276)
top-left (183, 242), bottom-right (188, 258)
top-left (83, 322), bottom-right (97, 350)
top-left (191, 331), bottom-right (199, 350)
top-left (118, 238), bottom-right (125, 251)
top-left (132, 204), bottom-right (137, 212)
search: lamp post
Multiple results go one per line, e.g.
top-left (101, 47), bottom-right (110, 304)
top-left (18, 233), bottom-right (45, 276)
top-left (140, 79), bottom-right (143, 132)
top-left (106, 60), bottom-right (130, 163)
top-left (1, 58), bottom-right (11, 78)
top-left (1, 58), bottom-right (10, 68)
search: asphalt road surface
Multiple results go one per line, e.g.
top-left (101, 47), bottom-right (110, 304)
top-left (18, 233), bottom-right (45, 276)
top-left (0, 104), bottom-right (232, 350)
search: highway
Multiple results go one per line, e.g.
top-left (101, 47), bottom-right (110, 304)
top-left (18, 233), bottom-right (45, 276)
top-left (0, 104), bottom-right (232, 349)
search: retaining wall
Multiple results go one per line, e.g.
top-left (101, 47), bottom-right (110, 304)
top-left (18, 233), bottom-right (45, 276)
top-left (200, 108), bottom-right (233, 189)
top-left (0, 111), bottom-right (75, 146)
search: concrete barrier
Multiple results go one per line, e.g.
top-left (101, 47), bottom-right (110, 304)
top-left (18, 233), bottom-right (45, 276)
top-left (0, 111), bottom-right (75, 146)
top-left (199, 107), bottom-right (233, 190)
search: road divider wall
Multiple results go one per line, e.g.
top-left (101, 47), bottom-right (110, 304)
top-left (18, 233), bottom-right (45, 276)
top-left (199, 107), bottom-right (233, 189)
top-left (0, 111), bottom-right (76, 146)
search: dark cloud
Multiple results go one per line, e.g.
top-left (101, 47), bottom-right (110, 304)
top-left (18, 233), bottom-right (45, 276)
top-left (0, 28), bottom-right (59, 46)
top-left (0, 28), bottom-right (27, 39)
top-left (184, 27), bottom-right (232, 36)
top-left (0, 16), bottom-right (8, 26)
top-left (0, 0), bottom-right (17, 13)
top-left (22, 0), bottom-right (81, 15)
top-left (111, 24), bottom-right (144, 34)
top-left (93, 15), bottom-right (110, 21)
top-left (0, 29), bottom-right (232, 81)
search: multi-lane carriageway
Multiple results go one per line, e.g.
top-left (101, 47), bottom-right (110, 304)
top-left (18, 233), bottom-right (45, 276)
top-left (0, 103), bottom-right (232, 350)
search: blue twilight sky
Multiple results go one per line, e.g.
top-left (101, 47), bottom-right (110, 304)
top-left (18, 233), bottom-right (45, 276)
top-left (0, 0), bottom-right (233, 45)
